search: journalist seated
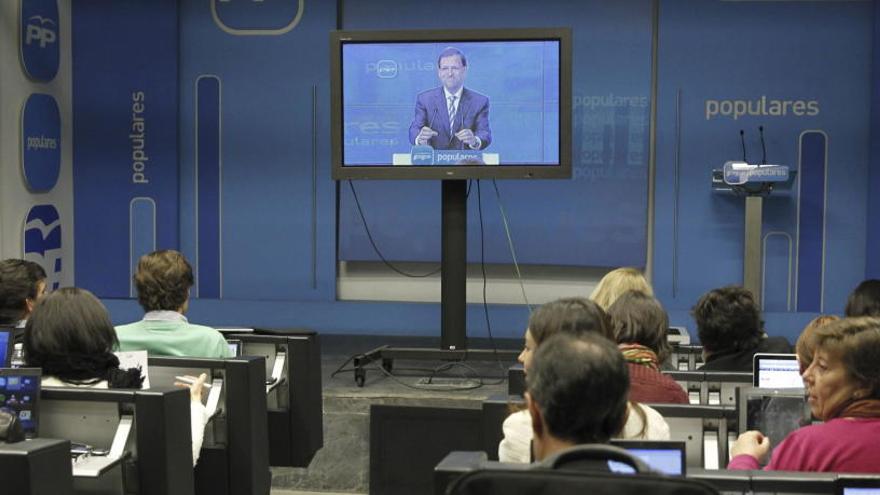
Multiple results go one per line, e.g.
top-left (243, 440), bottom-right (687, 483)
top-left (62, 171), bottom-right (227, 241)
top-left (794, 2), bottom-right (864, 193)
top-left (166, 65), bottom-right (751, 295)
top-left (526, 332), bottom-right (630, 465)
top-left (729, 317), bottom-right (880, 472)
top-left (116, 250), bottom-right (230, 358)
top-left (499, 298), bottom-right (669, 463)
top-left (845, 279), bottom-right (880, 317)
top-left (24, 287), bottom-right (210, 466)
top-left (607, 291), bottom-right (688, 404)
top-left (0, 258), bottom-right (47, 330)
top-left (692, 286), bottom-right (791, 372)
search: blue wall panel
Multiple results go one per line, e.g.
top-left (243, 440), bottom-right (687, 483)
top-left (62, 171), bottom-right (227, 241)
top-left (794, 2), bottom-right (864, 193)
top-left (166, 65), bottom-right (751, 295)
top-left (178, 0), bottom-right (336, 301)
top-left (72, 0), bottom-right (179, 297)
top-left (796, 132), bottom-right (827, 312)
top-left (196, 76), bottom-right (221, 298)
top-left (868, 0), bottom-right (880, 280)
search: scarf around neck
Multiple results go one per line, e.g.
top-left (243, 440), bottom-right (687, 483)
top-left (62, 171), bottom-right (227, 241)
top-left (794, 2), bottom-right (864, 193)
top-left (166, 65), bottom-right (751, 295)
top-left (618, 343), bottom-right (660, 371)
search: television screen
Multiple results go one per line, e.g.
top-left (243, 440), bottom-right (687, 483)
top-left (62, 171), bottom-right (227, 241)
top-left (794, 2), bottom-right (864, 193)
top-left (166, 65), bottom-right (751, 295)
top-left (331, 28), bottom-right (571, 180)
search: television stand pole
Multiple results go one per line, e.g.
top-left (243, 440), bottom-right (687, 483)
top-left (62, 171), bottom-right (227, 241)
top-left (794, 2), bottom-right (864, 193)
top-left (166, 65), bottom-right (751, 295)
top-left (441, 179), bottom-right (467, 350)
top-left (351, 180), bottom-right (518, 387)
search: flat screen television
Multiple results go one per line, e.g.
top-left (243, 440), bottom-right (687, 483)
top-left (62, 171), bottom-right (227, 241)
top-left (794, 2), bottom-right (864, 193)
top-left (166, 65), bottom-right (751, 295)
top-left (330, 28), bottom-right (571, 180)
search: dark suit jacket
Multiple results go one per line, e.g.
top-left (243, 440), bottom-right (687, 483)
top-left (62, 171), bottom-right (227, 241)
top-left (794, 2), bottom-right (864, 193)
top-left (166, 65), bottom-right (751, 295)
top-left (408, 87), bottom-right (491, 150)
top-left (699, 335), bottom-right (793, 372)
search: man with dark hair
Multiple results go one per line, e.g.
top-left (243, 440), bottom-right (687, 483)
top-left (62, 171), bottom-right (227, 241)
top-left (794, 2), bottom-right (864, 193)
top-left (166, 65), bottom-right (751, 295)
top-left (408, 46), bottom-right (492, 151)
top-left (526, 332), bottom-right (630, 462)
top-left (845, 279), bottom-right (880, 317)
top-left (692, 286), bottom-right (790, 372)
top-left (116, 250), bottom-right (230, 358)
top-left (0, 259), bottom-right (47, 328)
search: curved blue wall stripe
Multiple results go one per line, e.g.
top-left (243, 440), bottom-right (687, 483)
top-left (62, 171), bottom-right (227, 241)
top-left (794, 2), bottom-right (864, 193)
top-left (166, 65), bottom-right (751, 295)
top-left (196, 76), bottom-right (221, 299)
top-left (130, 198), bottom-right (156, 297)
top-left (763, 232), bottom-right (792, 312)
top-left (796, 131), bottom-right (827, 312)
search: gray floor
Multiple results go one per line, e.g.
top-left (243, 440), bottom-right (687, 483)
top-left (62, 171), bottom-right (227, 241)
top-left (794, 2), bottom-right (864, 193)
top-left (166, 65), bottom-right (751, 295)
top-left (269, 334), bottom-right (521, 494)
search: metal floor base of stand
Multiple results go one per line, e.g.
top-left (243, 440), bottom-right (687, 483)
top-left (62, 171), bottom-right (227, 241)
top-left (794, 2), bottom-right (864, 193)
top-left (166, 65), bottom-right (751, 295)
top-left (350, 345), bottom-right (520, 387)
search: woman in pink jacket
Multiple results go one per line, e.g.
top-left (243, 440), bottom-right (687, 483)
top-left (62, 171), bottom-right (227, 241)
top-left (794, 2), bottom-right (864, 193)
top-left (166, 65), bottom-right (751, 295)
top-left (729, 317), bottom-right (880, 473)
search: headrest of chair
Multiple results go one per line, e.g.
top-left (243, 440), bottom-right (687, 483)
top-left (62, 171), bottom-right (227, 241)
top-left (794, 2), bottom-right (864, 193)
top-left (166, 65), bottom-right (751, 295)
top-left (539, 444), bottom-right (653, 474)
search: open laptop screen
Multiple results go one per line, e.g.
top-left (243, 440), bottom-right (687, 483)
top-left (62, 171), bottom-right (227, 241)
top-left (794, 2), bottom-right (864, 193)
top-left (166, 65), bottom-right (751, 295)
top-left (754, 353), bottom-right (802, 388)
top-left (227, 339), bottom-right (242, 357)
top-left (0, 329), bottom-right (12, 367)
top-left (739, 387), bottom-right (808, 462)
top-left (608, 441), bottom-right (686, 475)
top-left (0, 367), bottom-right (42, 437)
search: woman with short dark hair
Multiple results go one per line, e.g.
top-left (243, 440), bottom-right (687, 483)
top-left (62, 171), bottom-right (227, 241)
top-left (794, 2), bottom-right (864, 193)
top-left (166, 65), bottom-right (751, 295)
top-left (692, 286), bottom-right (791, 372)
top-left (607, 291), bottom-right (688, 404)
top-left (845, 279), bottom-right (880, 317)
top-left (24, 288), bottom-right (210, 466)
top-left (730, 317), bottom-right (880, 472)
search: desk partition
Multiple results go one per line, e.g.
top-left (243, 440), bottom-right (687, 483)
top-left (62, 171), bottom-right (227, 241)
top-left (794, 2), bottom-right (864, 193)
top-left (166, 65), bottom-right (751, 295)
top-left (231, 329), bottom-right (323, 467)
top-left (148, 356), bottom-right (270, 495)
top-left (0, 438), bottom-right (73, 495)
top-left (40, 386), bottom-right (193, 495)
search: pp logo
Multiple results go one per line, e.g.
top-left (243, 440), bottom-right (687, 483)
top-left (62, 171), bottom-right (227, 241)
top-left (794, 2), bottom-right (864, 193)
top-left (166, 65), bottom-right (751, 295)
top-left (411, 145), bottom-right (434, 165)
top-left (375, 60), bottom-right (398, 79)
top-left (23, 205), bottom-right (62, 291)
top-left (21, 93), bottom-right (61, 192)
top-left (20, 0), bottom-right (60, 81)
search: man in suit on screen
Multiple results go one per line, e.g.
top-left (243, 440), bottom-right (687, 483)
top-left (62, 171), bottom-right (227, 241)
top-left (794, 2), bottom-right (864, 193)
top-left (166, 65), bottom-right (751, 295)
top-left (408, 47), bottom-right (492, 150)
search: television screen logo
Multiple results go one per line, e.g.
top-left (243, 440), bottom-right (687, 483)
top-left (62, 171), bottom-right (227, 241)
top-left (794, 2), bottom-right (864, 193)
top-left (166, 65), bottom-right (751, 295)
top-left (21, 93), bottom-right (61, 192)
top-left (411, 145), bottom-right (434, 165)
top-left (20, 0), bottom-right (59, 81)
top-left (23, 204), bottom-right (62, 291)
top-left (375, 60), bottom-right (398, 78)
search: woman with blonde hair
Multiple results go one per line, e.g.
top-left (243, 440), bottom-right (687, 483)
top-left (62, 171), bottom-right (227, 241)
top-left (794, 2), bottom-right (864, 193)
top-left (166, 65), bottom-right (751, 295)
top-left (590, 267), bottom-right (653, 310)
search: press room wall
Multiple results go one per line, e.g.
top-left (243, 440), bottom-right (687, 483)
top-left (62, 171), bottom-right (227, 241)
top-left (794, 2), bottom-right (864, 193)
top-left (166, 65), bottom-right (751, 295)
top-left (59, 0), bottom-right (878, 342)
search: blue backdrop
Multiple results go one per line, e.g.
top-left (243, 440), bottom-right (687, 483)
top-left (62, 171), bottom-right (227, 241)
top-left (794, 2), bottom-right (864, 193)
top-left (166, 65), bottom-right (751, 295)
top-left (63, 0), bottom-right (879, 342)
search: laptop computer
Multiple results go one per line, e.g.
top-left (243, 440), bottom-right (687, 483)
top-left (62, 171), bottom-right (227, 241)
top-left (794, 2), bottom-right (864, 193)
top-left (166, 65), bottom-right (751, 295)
top-left (0, 328), bottom-right (13, 368)
top-left (227, 339), bottom-right (242, 357)
top-left (738, 387), bottom-right (809, 462)
top-left (608, 440), bottom-right (687, 475)
top-left (753, 353), bottom-right (802, 388)
top-left (0, 367), bottom-right (42, 438)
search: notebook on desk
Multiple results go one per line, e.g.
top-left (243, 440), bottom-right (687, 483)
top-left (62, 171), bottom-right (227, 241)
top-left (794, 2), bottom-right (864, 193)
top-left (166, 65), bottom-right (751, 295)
top-left (0, 367), bottom-right (42, 438)
top-left (608, 440), bottom-right (687, 475)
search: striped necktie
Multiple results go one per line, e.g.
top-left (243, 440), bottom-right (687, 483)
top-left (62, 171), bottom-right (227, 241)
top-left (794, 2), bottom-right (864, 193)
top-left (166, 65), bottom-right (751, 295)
top-left (447, 95), bottom-right (457, 129)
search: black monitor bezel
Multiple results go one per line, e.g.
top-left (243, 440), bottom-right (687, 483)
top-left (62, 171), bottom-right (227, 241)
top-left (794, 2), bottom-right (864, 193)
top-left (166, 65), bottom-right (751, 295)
top-left (609, 439), bottom-right (687, 476)
top-left (330, 27), bottom-right (572, 180)
top-left (0, 367), bottom-right (42, 438)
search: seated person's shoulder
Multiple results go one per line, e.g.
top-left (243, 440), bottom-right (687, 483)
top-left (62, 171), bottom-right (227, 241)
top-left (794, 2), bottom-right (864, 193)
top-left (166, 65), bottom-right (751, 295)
top-left (759, 335), bottom-right (793, 353)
